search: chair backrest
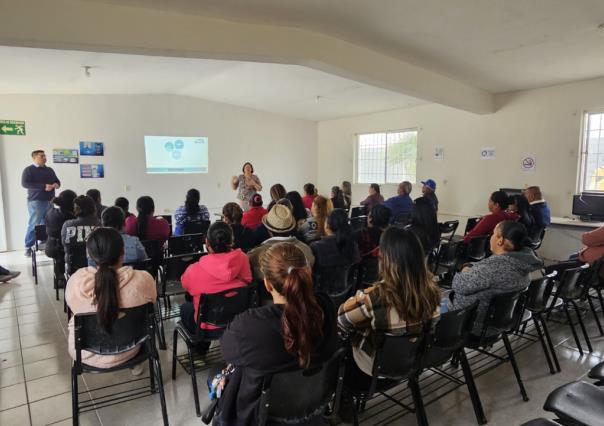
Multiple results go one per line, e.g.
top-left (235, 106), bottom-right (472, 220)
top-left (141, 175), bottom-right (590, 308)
top-left (182, 220), bottom-right (211, 236)
top-left (421, 302), bottom-right (478, 368)
top-left (439, 220), bottom-right (459, 242)
top-left (480, 289), bottom-right (527, 337)
top-left (371, 328), bottom-right (425, 385)
top-left (464, 235), bottom-right (490, 261)
top-left (581, 257), bottom-right (604, 290)
top-left (124, 258), bottom-right (156, 278)
top-left (350, 207), bottom-right (365, 218)
top-left (162, 253), bottom-right (205, 283)
top-left (357, 257), bottom-right (379, 289)
top-left (350, 216), bottom-right (368, 232)
top-left (197, 283), bottom-right (256, 329)
top-left (160, 215), bottom-right (173, 235)
top-left (556, 264), bottom-right (590, 300)
top-left (34, 224), bottom-right (48, 242)
top-left (393, 213), bottom-right (411, 227)
top-left (73, 303), bottom-right (154, 359)
top-left (525, 271), bottom-right (557, 313)
top-left (258, 347), bottom-right (346, 425)
top-left (66, 243), bottom-right (88, 275)
top-left (464, 216), bottom-right (481, 234)
top-left (529, 227), bottom-right (547, 250)
top-left (314, 265), bottom-right (356, 305)
top-left (167, 233), bottom-right (204, 256)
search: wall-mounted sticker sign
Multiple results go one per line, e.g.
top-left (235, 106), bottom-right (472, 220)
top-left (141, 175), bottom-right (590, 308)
top-left (79, 141), bottom-right (104, 156)
top-left (0, 120), bottom-right (25, 135)
top-left (480, 147), bottom-right (496, 160)
top-left (53, 149), bottom-right (79, 164)
top-left (80, 164), bottom-right (104, 178)
top-left (521, 155), bottom-right (536, 172)
top-left (434, 147), bottom-right (444, 161)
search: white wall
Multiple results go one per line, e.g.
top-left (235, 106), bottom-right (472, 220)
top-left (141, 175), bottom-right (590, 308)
top-left (318, 76), bottom-right (604, 219)
top-left (0, 94), bottom-right (317, 251)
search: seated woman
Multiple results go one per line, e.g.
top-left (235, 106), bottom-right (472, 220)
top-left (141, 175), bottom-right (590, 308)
top-left (61, 195), bottom-right (101, 274)
top-left (216, 242), bottom-right (338, 425)
top-left (360, 183), bottom-right (384, 214)
top-left (114, 197), bottom-right (134, 219)
top-left (407, 197), bottom-right (440, 256)
top-left (331, 186), bottom-right (347, 209)
top-left (302, 183), bottom-right (317, 210)
top-left (241, 193), bottom-right (268, 229)
top-left (508, 194), bottom-right (534, 235)
top-left (45, 189), bottom-right (77, 261)
top-left (66, 227), bottom-right (156, 369)
top-left (173, 189), bottom-right (210, 236)
top-left (338, 227), bottom-right (440, 384)
top-left (125, 196), bottom-right (170, 242)
top-left (180, 222), bottom-right (252, 353)
top-left (285, 191), bottom-right (310, 226)
top-left (452, 220), bottom-right (543, 336)
top-left (312, 208), bottom-right (360, 270)
top-left (299, 195), bottom-right (332, 243)
top-left (355, 204), bottom-right (391, 259)
top-left (267, 183), bottom-right (287, 211)
top-left (88, 207), bottom-right (147, 266)
top-left (222, 202), bottom-right (255, 252)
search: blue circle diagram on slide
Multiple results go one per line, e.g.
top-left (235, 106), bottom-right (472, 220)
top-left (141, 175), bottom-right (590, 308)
top-left (164, 142), bottom-right (174, 151)
top-left (172, 150), bottom-right (182, 160)
top-left (174, 139), bottom-right (184, 149)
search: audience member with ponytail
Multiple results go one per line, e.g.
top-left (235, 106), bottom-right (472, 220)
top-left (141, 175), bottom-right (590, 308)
top-left (66, 227), bottom-right (156, 369)
top-left (173, 188), bottom-right (210, 236)
top-left (299, 195), bottom-right (333, 243)
top-left (452, 220), bottom-right (543, 335)
top-left (338, 227), bottom-right (441, 383)
top-left (216, 242), bottom-right (338, 424)
top-left (311, 208), bottom-right (360, 271)
top-left (45, 189), bottom-right (77, 260)
top-left (125, 196), bottom-right (170, 242)
top-left (180, 222), bottom-right (252, 353)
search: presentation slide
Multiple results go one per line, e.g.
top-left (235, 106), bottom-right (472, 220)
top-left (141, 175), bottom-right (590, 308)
top-left (144, 136), bottom-right (209, 174)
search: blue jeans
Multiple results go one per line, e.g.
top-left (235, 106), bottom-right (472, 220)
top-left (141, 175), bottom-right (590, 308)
top-left (25, 200), bottom-right (50, 248)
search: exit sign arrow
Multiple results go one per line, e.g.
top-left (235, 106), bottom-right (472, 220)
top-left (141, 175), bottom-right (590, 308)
top-left (0, 120), bottom-right (26, 135)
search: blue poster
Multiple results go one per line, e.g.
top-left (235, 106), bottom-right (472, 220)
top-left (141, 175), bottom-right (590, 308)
top-left (80, 164), bottom-right (104, 178)
top-left (79, 141), bottom-right (104, 156)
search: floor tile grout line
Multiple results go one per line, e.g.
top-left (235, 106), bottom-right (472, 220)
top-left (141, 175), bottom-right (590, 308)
top-left (12, 283), bottom-right (34, 426)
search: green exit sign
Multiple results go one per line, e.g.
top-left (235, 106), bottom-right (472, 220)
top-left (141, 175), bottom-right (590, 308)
top-left (0, 120), bottom-right (26, 136)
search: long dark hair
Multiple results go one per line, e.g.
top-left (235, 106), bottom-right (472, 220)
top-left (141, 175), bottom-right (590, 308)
top-left (86, 227), bottom-right (124, 332)
top-left (184, 189), bottom-right (201, 216)
top-left (511, 194), bottom-right (533, 228)
top-left (101, 206), bottom-right (126, 231)
top-left (497, 220), bottom-right (530, 251)
top-left (114, 197), bottom-right (130, 215)
top-left (207, 222), bottom-right (233, 253)
top-left (331, 186), bottom-right (345, 209)
top-left (260, 242), bottom-right (324, 368)
top-left (410, 197), bottom-right (440, 252)
top-left (377, 227), bottom-right (440, 322)
top-left (270, 184), bottom-right (287, 201)
top-left (285, 191), bottom-right (308, 222)
top-left (52, 190), bottom-right (77, 215)
top-left (327, 208), bottom-right (356, 260)
top-left (73, 195), bottom-right (97, 218)
top-left (136, 196), bottom-right (155, 240)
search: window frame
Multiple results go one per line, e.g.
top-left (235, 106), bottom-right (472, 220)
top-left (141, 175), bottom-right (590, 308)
top-left (354, 127), bottom-right (419, 185)
top-left (578, 110), bottom-right (604, 194)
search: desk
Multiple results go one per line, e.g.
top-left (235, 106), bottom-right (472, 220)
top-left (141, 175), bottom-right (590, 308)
top-left (550, 216), bottom-right (604, 228)
top-left (539, 217), bottom-right (603, 262)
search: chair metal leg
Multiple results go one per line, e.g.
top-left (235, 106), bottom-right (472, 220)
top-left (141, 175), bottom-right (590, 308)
top-left (32, 250), bottom-right (38, 284)
top-left (459, 349), bottom-right (487, 425)
top-left (502, 333), bottom-right (529, 402)
top-left (533, 317), bottom-right (555, 374)
top-left (149, 357), bottom-right (156, 393)
top-left (171, 328), bottom-right (178, 380)
top-left (188, 345), bottom-right (201, 417)
top-left (597, 288), bottom-right (604, 316)
top-left (156, 301), bottom-right (167, 350)
top-left (71, 366), bottom-right (79, 426)
top-left (571, 300), bottom-right (593, 353)
top-left (587, 295), bottom-right (604, 336)
top-left (154, 357), bottom-right (170, 426)
top-left (563, 303), bottom-right (584, 356)
top-left (408, 377), bottom-right (429, 426)
top-left (538, 314), bottom-right (561, 373)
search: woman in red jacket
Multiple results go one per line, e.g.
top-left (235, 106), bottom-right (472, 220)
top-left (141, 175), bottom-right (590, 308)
top-left (180, 221), bottom-right (252, 353)
top-left (241, 193), bottom-right (268, 229)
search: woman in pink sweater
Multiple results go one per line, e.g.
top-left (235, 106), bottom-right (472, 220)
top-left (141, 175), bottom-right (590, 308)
top-left (579, 224), bottom-right (604, 263)
top-left (66, 227), bottom-right (157, 369)
top-left (180, 221), bottom-right (252, 353)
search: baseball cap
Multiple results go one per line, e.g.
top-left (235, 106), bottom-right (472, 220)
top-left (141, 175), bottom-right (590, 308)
top-left (421, 179), bottom-right (436, 191)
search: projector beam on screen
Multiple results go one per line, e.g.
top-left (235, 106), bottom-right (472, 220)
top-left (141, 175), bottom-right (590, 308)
top-left (144, 136), bottom-right (209, 174)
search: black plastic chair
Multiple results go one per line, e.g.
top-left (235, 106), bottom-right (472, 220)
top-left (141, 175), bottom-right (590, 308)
top-left (65, 243), bottom-right (88, 277)
top-left (417, 303), bottom-right (487, 425)
top-left (172, 284), bottom-right (257, 417)
top-left (52, 257), bottom-right (66, 301)
top-left (350, 207), bottom-right (365, 218)
top-left (528, 227), bottom-right (547, 251)
top-left (167, 233), bottom-right (205, 256)
top-left (350, 216), bottom-right (368, 233)
top-left (465, 289), bottom-right (530, 402)
top-left (549, 264), bottom-right (593, 356)
top-left (257, 347), bottom-right (347, 425)
top-left (182, 220), bottom-right (211, 236)
top-left (432, 240), bottom-right (463, 275)
top-left (71, 303), bottom-right (168, 426)
top-left (589, 360), bottom-right (604, 386)
top-left (140, 239), bottom-right (164, 280)
top-left (464, 217), bottom-right (481, 234)
top-left (463, 235), bottom-right (490, 262)
top-left (518, 272), bottom-right (561, 374)
top-left (356, 257), bottom-right (379, 290)
top-left (348, 328), bottom-right (427, 426)
top-left (392, 213), bottom-right (411, 227)
top-left (160, 214), bottom-right (173, 235)
top-left (439, 220), bottom-right (459, 244)
top-left (519, 419), bottom-right (561, 426)
top-left (32, 224), bottom-right (48, 284)
top-left (314, 265), bottom-right (357, 306)
top-left (543, 381), bottom-right (604, 426)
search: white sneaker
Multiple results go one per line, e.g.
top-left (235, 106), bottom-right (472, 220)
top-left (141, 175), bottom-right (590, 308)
top-left (130, 364), bottom-right (144, 376)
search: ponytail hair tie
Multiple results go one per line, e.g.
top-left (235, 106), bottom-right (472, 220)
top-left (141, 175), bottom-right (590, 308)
top-left (287, 266), bottom-right (295, 275)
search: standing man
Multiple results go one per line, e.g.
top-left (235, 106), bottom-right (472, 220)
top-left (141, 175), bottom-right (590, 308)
top-left (420, 179), bottom-right (439, 212)
top-left (21, 150), bottom-right (60, 257)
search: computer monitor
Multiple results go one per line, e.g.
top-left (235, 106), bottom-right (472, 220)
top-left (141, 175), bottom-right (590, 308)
top-left (572, 194), bottom-right (604, 221)
top-left (500, 188), bottom-right (524, 197)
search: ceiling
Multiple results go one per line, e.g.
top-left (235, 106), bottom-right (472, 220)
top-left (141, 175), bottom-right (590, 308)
top-left (93, 0), bottom-right (604, 93)
top-left (0, 46), bottom-right (426, 121)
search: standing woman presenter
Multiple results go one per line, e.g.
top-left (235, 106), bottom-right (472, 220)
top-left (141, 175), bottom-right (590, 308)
top-left (232, 162), bottom-right (262, 212)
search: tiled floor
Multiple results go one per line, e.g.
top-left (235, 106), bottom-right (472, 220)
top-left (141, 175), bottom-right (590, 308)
top-left (1, 250), bottom-right (603, 425)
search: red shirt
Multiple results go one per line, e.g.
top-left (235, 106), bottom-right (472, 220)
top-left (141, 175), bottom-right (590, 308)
top-left (241, 206), bottom-right (268, 229)
top-left (124, 215), bottom-right (170, 242)
top-left (463, 210), bottom-right (519, 243)
top-left (302, 194), bottom-right (316, 210)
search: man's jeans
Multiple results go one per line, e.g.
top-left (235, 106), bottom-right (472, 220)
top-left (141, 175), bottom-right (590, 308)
top-left (25, 200), bottom-right (50, 248)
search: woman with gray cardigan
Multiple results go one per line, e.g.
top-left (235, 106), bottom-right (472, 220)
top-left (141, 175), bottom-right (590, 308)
top-left (452, 220), bottom-right (543, 335)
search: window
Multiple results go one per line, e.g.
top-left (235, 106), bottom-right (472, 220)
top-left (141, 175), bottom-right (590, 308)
top-left (356, 129), bottom-right (417, 184)
top-left (579, 112), bottom-right (604, 192)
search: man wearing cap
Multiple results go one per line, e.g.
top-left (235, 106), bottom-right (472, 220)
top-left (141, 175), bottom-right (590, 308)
top-left (247, 204), bottom-right (315, 281)
top-left (421, 179), bottom-right (439, 212)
